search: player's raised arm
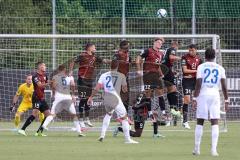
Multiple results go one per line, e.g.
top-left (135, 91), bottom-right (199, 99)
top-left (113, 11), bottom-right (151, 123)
top-left (136, 50), bottom-right (145, 75)
top-left (50, 78), bottom-right (56, 101)
top-left (121, 74), bottom-right (128, 93)
top-left (168, 41), bottom-right (181, 61)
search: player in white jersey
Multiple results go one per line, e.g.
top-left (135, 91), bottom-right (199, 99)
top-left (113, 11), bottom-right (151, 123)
top-left (42, 65), bottom-right (85, 137)
top-left (192, 48), bottom-right (228, 156)
top-left (88, 60), bottom-right (138, 144)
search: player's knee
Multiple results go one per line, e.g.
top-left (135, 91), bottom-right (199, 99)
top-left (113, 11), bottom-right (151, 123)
top-left (167, 85), bottom-right (177, 93)
top-left (184, 96), bottom-right (191, 104)
top-left (120, 114), bottom-right (128, 120)
top-left (15, 112), bottom-right (22, 117)
top-left (197, 119), bottom-right (204, 125)
top-left (32, 110), bottom-right (39, 117)
top-left (211, 119), bottom-right (218, 125)
top-left (134, 130), bottom-right (143, 137)
top-left (72, 115), bottom-right (78, 121)
top-left (107, 112), bottom-right (112, 116)
top-left (84, 105), bottom-right (90, 111)
top-left (156, 89), bottom-right (164, 96)
top-left (144, 90), bottom-right (151, 98)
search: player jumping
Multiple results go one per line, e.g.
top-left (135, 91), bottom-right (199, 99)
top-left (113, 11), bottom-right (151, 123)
top-left (136, 37), bottom-right (166, 138)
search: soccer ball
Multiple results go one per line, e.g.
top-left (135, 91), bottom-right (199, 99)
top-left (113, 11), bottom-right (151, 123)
top-left (157, 9), bottom-right (167, 18)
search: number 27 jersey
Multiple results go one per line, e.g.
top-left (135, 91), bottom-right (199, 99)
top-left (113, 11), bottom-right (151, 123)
top-left (98, 71), bottom-right (127, 97)
top-left (197, 62), bottom-right (226, 96)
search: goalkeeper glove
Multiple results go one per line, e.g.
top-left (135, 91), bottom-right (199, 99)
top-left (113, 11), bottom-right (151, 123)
top-left (10, 103), bottom-right (16, 112)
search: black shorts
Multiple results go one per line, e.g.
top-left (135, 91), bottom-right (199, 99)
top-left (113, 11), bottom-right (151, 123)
top-left (182, 78), bottom-right (196, 95)
top-left (32, 99), bottom-right (49, 113)
top-left (77, 77), bottom-right (93, 98)
top-left (163, 70), bottom-right (176, 87)
top-left (143, 72), bottom-right (164, 90)
top-left (134, 121), bottom-right (145, 130)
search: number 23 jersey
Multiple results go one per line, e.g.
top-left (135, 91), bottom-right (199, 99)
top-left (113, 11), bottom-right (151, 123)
top-left (197, 61), bottom-right (226, 96)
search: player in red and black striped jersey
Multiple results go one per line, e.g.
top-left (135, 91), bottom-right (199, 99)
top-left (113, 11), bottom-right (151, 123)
top-left (18, 62), bottom-right (52, 136)
top-left (161, 41), bottom-right (182, 120)
top-left (181, 44), bottom-right (203, 129)
top-left (136, 37), bottom-right (165, 137)
top-left (70, 43), bottom-right (110, 128)
top-left (112, 40), bottom-right (132, 113)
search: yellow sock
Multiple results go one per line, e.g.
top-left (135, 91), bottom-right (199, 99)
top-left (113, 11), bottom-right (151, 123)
top-left (39, 112), bottom-right (45, 123)
top-left (14, 114), bottom-right (21, 128)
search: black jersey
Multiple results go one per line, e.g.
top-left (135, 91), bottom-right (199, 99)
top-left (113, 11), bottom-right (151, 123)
top-left (132, 93), bottom-right (149, 122)
top-left (162, 47), bottom-right (177, 69)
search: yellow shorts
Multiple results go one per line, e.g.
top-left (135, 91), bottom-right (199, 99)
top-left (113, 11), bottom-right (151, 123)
top-left (17, 102), bottom-right (32, 113)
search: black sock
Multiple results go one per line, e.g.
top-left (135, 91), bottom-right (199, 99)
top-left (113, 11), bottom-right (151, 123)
top-left (79, 99), bottom-right (85, 118)
top-left (21, 115), bottom-right (35, 130)
top-left (158, 96), bottom-right (165, 111)
top-left (118, 127), bottom-right (123, 132)
top-left (146, 98), bottom-right (151, 112)
top-left (84, 99), bottom-right (90, 117)
top-left (167, 92), bottom-right (178, 106)
top-left (37, 117), bottom-right (46, 133)
top-left (153, 122), bottom-right (158, 134)
top-left (183, 104), bottom-right (189, 123)
top-left (124, 103), bottom-right (129, 113)
top-left (130, 130), bottom-right (136, 137)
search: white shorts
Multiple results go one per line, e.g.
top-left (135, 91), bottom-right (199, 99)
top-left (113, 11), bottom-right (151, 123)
top-left (196, 95), bottom-right (220, 120)
top-left (114, 102), bottom-right (127, 118)
top-left (51, 95), bottom-right (76, 115)
top-left (103, 94), bottom-right (127, 118)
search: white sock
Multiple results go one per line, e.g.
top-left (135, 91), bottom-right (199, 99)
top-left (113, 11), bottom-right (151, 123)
top-left (73, 120), bottom-right (82, 134)
top-left (42, 115), bottom-right (54, 128)
top-left (211, 125), bottom-right (219, 153)
top-left (100, 114), bottom-right (111, 138)
top-left (195, 125), bottom-right (203, 152)
top-left (122, 119), bottom-right (131, 141)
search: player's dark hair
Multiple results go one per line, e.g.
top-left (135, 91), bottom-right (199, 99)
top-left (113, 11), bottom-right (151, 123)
top-left (205, 48), bottom-right (215, 60)
top-left (25, 74), bottom-right (32, 78)
top-left (188, 44), bottom-right (197, 49)
top-left (154, 37), bottom-right (165, 43)
top-left (111, 59), bottom-right (119, 70)
top-left (120, 40), bottom-right (129, 49)
top-left (85, 43), bottom-right (94, 50)
top-left (171, 41), bottom-right (178, 46)
top-left (58, 64), bottom-right (66, 71)
top-left (36, 61), bottom-right (44, 69)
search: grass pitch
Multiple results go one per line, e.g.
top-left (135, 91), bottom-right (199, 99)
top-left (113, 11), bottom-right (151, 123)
top-left (0, 121), bottom-right (239, 160)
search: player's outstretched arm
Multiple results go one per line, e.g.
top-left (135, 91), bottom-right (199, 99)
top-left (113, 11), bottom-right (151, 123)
top-left (10, 94), bottom-right (19, 112)
top-left (169, 55), bottom-right (181, 61)
top-left (102, 59), bottom-right (112, 64)
top-left (50, 79), bottom-right (56, 101)
top-left (136, 55), bottom-right (143, 75)
top-left (192, 78), bottom-right (202, 110)
top-left (87, 83), bottom-right (102, 105)
top-left (221, 78), bottom-right (229, 112)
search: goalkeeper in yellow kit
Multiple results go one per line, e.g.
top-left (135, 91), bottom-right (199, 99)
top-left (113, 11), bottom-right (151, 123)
top-left (10, 74), bottom-right (44, 129)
